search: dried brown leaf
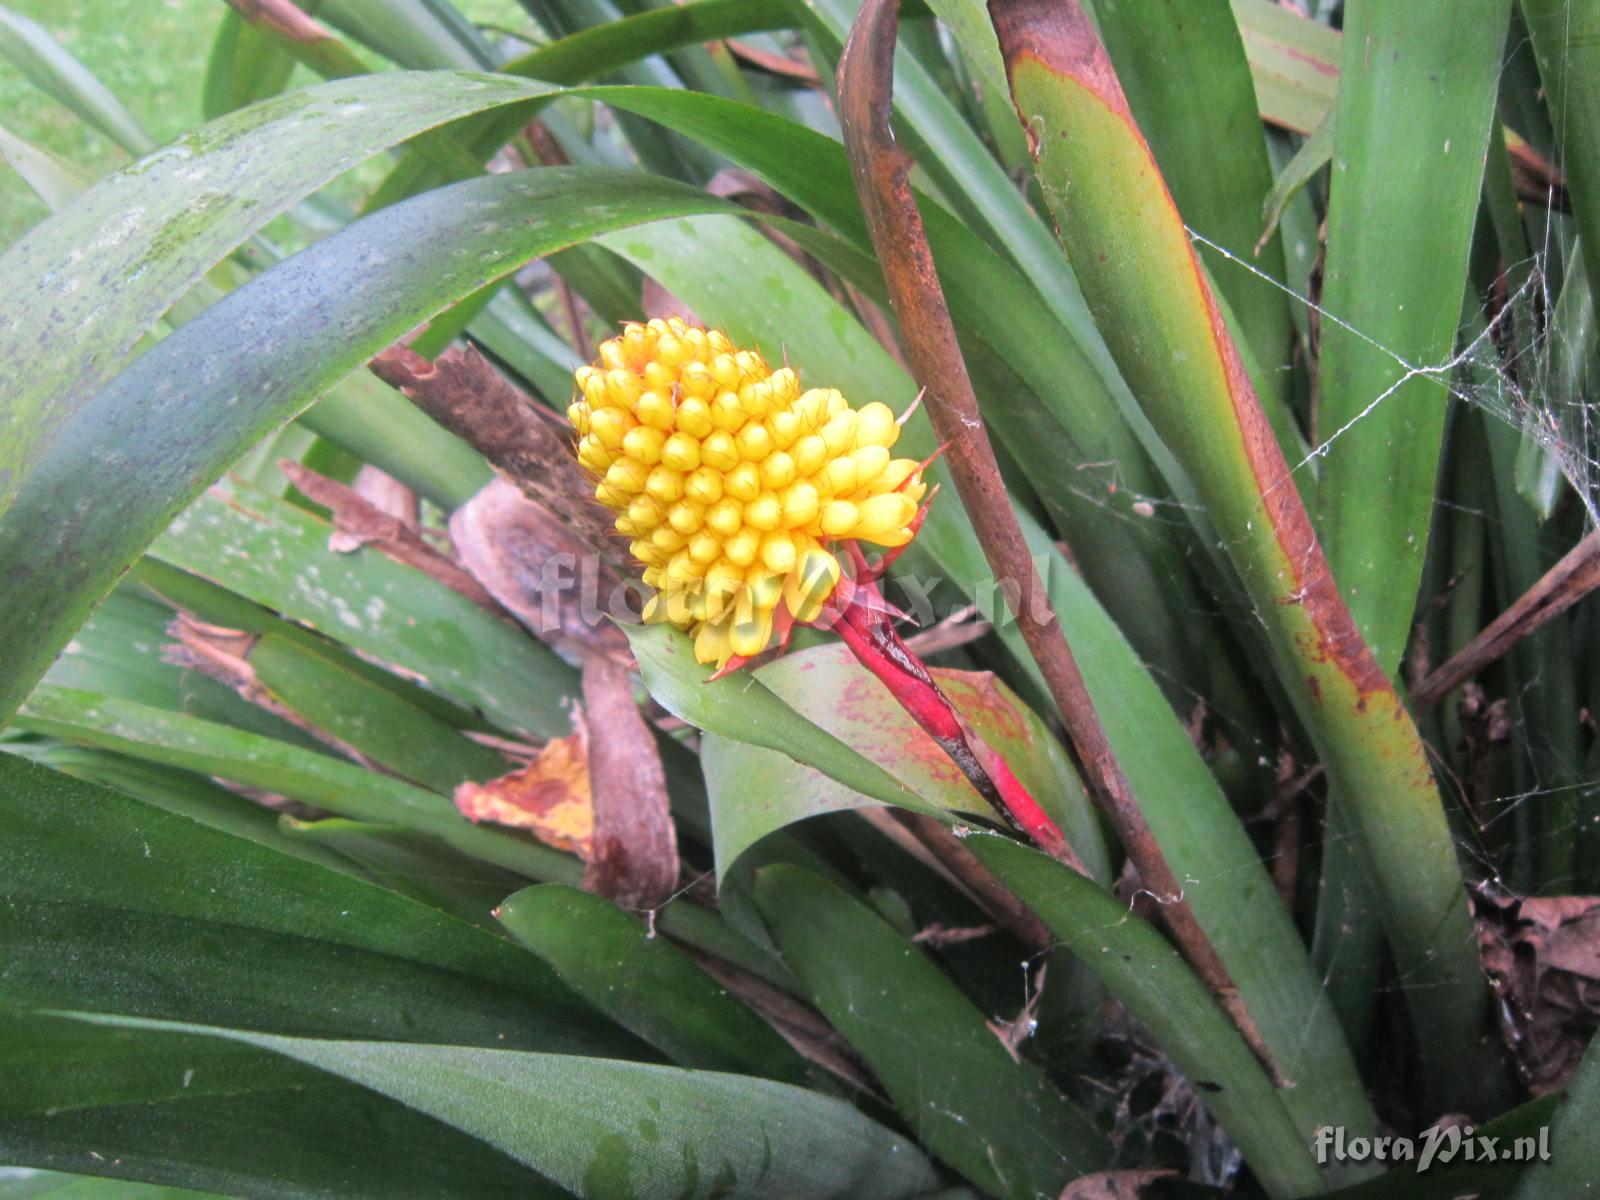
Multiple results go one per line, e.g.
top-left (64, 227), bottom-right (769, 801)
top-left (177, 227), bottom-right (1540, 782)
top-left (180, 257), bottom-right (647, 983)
top-left (579, 655), bottom-right (679, 911)
top-left (454, 715), bottom-right (594, 858)
top-left (449, 477), bottom-right (630, 662)
top-left (1476, 884), bottom-right (1600, 1094)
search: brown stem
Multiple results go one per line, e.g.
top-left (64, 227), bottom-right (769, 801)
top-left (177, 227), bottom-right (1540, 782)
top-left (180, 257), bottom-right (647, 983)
top-left (865, 809), bottom-right (1053, 951)
top-left (369, 342), bottom-right (626, 567)
top-left (279, 461), bottom-right (506, 613)
top-left (1413, 529), bottom-right (1600, 710)
top-left (835, 0), bottom-right (1285, 1085)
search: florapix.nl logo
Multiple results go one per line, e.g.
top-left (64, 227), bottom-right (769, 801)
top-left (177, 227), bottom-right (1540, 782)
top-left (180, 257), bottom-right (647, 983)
top-left (1313, 1123), bottom-right (1551, 1174)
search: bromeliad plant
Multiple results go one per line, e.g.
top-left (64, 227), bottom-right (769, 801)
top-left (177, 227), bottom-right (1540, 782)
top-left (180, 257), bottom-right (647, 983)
top-left (0, 0), bottom-right (1598, 1198)
top-left (571, 315), bottom-right (1088, 868)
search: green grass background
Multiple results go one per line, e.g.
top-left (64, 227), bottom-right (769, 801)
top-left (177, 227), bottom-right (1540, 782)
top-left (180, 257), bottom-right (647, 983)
top-left (0, 0), bottom-right (529, 246)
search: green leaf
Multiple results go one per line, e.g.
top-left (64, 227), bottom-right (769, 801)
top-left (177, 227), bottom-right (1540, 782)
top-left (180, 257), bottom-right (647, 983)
top-left (20, 744), bottom-right (359, 878)
top-left (501, 0), bottom-right (788, 85)
top-left (0, 165), bottom-right (748, 727)
top-left (310, 0), bottom-right (493, 70)
top-left (249, 630), bottom-right (513, 792)
top-left (1259, 107), bottom-right (1334, 253)
top-left (756, 865), bottom-right (1109, 1199)
top-left (41, 584), bottom-right (307, 739)
top-left (0, 1012), bottom-right (568, 1199)
top-left (0, 71), bottom-right (559, 521)
top-left (966, 835), bottom-right (1326, 1200)
top-left (14, 684), bottom-right (581, 885)
top-left (0, 753), bottom-right (625, 1051)
top-left (1510, 1044), bottom-right (1594, 1200)
top-left (0, 1167), bottom-right (219, 1199)
top-left (201, 10), bottom-right (297, 120)
top-left (0, 121), bottom-right (93, 210)
top-left (0, 4), bottom-right (153, 154)
top-left (625, 623), bottom-right (931, 823)
top-left (1092, 0), bottom-right (1294, 406)
top-left (699, 642), bottom-right (1108, 881)
top-left (1228, 0), bottom-right (1339, 134)
top-left (299, 368), bottom-right (495, 510)
top-left (1315, 0), bottom-right (1512, 673)
top-left (497, 883), bottom-right (812, 1082)
top-left (32, 1010), bottom-right (943, 1200)
top-left (1523, 0), bottom-right (1600, 325)
top-left (278, 817), bottom-right (529, 922)
top-left (149, 482), bottom-right (576, 740)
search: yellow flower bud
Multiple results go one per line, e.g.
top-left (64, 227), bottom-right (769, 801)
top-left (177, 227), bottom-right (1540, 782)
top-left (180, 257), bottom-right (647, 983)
top-left (702, 430), bottom-right (739, 472)
top-left (604, 457), bottom-right (648, 495)
top-left (854, 493), bottom-right (918, 540)
top-left (744, 493), bottom-right (782, 532)
top-left (820, 500), bottom-right (860, 537)
top-left (660, 432), bottom-right (701, 473)
top-left (725, 526), bottom-right (761, 567)
top-left (854, 402), bottom-right (899, 447)
top-left (760, 450), bottom-right (797, 490)
top-left (622, 425), bottom-right (665, 465)
top-left (644, 466), bottom-right (685, 503)
top-left (724, 462), bottom-right (762, 502)
top-left (684, 466), bottom-right (724, 506)
top-left (705, 497), bottom-right (744, 537)
top-left (792, 435), bottom-right (828, 475)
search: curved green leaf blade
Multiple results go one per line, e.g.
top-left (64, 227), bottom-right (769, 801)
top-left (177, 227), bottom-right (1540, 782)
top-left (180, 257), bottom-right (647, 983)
top-left (279, 817), bottom-right (528, 922)
top-left (497, 883), bottom-right (811, 1082)
top-left (45, 1010), bottom-right (942, 1200)
top-left (1510, 1039), bottom-right (1598, 1199)
top-left (0, 4), bottom-right (153, 154)
top-left (0, 121), bottom-right (93, 210)
top-left (154, 482), bottom-right (576, 741)
top-left (249, 630), bottom-right (512, 792)
top-left (0, 70), bottom-right (559, 520)
top-left (0, 1167), bottom-right (219, 1199)
top-left (1093, 0), bottom-right (1294, 403)
top-left (0, 1012), bottom-right (567, 1200)
top-left (201, 10), bottom-right (297, 119)
top-left (1229, 0), bottom-right (1339, 133)
top-left (967, 835), bottom-right (1326, 1199)
top-left (0, 165), bottom-right (744, 727)
top-left (626, 623), bottom-right (930, 817)
top-left (14, 684), bottom-right (580, 884)
top-left (756, 865), bottom-right (1109, 1199)
top-left (1523, 0), bottom-right (1600, 341)
top-left (699, 642), bottom-right (1107, 880)
top-left (1316, 0), bottom-right (1511, 674)
top-left (0, 753), bottom-right (622, 1049)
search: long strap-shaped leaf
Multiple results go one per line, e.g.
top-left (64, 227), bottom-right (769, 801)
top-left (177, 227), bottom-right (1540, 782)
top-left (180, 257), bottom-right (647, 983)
top-left (0, 71), bottom-right (565, 520)
top-left (757, 865), bottom-right (1109, 1198)
top-left (986, 0), bottom-right (1493, 1107)
top-left (0, 167), bottom-right (744, 727)
top-left (1315, 0), bottom-right (1511, 672)
top-left (968, 836), bottom-right (1325, 1200)
top-left (20, 1010), bottom-right (941, 1200)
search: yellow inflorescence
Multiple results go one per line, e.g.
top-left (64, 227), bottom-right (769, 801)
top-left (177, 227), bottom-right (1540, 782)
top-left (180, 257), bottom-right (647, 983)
top-left (570, 317), bottom-right (928, 668)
